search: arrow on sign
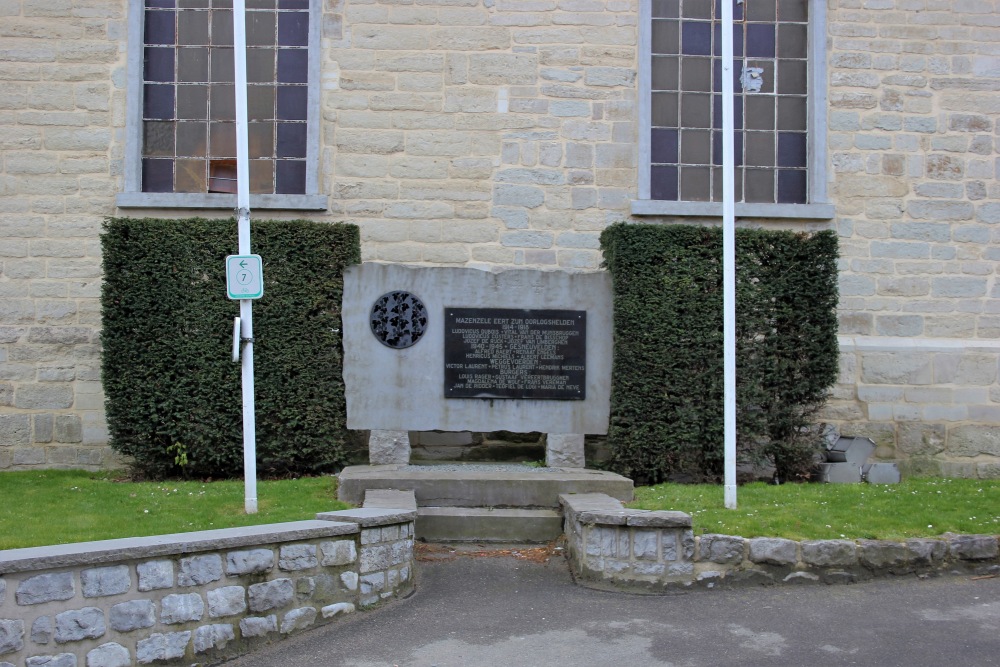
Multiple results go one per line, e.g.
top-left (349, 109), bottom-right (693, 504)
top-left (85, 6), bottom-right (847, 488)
top-left (239, 260), bottom-right (248, 269)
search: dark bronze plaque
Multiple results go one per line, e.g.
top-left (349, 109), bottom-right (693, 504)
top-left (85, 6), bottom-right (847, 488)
top-left (370, 291), bottom-right (427, 349)
top-left (444, 308), bottom-right (586, 400)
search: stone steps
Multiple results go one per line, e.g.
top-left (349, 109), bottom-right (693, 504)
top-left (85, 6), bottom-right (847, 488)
top-left (344, 464), bottom-right (634, 543)
top-left (338, 464), bottom-right (634, 508)
top-left (415, 507), bottom-right (563, 543)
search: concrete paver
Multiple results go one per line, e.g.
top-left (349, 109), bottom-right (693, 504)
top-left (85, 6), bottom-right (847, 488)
top-left (223, 551), bottom-right (1000, 666)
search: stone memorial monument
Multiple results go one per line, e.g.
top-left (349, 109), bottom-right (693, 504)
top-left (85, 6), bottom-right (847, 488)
top-left (342, 263), bottom-right (613, 468)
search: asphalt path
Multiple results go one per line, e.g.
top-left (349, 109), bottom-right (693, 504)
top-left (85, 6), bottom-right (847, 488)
top-left (224, 549), bottom-right (1000, 667)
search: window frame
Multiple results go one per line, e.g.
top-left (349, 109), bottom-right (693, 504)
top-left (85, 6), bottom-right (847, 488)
top-left (634, 0), bottom-right (833, 219)
top-left (117, 0), bottom-right (327, 211)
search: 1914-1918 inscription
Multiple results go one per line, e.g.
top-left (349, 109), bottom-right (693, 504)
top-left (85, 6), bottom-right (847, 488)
top-left (444, 308), bottom-right (586, 400)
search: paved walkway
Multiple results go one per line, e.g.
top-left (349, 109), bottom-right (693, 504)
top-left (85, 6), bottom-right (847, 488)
top-left (224, 549), bottom-right (1000, 667)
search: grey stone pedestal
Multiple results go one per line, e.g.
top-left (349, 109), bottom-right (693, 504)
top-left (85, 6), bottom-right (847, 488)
top-left (368, 430), bottom-right (411, 465)
top-left (546, 433), bottom-right (585, 468)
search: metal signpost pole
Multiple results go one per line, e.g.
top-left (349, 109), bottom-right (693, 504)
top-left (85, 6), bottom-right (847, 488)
top-left (721, 0), bottom-right (738, 509)
top-left (234, 0), bottom-right (258, 514)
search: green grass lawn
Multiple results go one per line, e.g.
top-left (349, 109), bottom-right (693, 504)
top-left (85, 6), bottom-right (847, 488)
top-left (0, 470), bottom-right (351, 550)
top-left (630, 478), bottom-right (1000, 541)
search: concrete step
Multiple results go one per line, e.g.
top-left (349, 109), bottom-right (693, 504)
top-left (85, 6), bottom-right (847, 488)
top-left (337, 464), bottom-right (634, 508)
top-left (416, 507), bottom-right (563, 543)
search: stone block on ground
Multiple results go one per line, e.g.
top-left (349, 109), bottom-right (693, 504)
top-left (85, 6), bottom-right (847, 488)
top-left (369, 430), bottom-right (411, 465)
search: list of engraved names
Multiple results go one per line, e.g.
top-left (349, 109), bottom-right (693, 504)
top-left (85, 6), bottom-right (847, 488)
top-left (444, 308), bottom-right (586, 400)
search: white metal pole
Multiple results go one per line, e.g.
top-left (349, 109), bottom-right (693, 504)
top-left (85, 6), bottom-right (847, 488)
top-left (721, 0), bottom-right (738, 509)
top-left (234, 0), bottom-right (258, 514)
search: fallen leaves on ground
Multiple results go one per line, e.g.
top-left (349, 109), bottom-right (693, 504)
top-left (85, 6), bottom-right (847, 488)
top-left (415, 539), bottom-right (565, 564)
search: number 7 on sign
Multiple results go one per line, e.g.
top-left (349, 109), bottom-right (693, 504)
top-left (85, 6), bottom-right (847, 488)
top-left (226, 254), bottom-right (264, 300)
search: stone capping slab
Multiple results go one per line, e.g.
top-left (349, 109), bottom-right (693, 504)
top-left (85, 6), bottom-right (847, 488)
top-left (560, 493), bottom-right (693, 529)
top-left (316, 508), bottom-right (417, 527)
top-left (0, 521), bottom-right (358, 575)
top-left (363, 489), bottom-right (418, 511)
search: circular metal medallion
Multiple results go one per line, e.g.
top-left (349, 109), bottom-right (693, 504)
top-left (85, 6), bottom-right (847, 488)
top-left (369, 291), bottom-right (428, 349)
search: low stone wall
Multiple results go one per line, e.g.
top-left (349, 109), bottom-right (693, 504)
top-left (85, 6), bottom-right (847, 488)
top-left (0, 508), bottom-right (415, 667)
top-left (560, 493), bottom-right (1000, 593)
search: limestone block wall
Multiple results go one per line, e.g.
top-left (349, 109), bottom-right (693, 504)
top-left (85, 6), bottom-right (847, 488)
top-left (0, 0), bottom-right (126, 470)
top-left (0, 0), bottom-right (998, 475)
top-left (0, 510), bottom-right (416, 666)
top-left (819, 0), bottom-right (1000, 476)
top-left (560, 493), bottom-right (1000, 593)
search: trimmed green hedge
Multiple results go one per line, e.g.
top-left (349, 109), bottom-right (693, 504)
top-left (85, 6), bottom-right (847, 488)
top-left (600, 223), bottom-right (839, 484)
top-left (101, 217), bottom-right (360, 479)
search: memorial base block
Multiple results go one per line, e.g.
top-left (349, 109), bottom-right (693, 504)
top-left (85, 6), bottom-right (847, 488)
top-left (369, 430), bottom-right (411, 465)
top-left (546, 433), bottom-right (585, 468)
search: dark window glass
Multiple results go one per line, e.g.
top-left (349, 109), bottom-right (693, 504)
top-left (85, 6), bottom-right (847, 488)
top-left (276, 122), bottom-right (307, 158)
top-left (176, 85), bottom-right (208, 118)
top-left (712, 24), bottom-right (743, 56)
top-left (652, 0), bottom-right (679, 18)
top-left (681, 57), bottom-right (712, 92)
top-left (745, 95), bottom-right (774, 130)
top-left (778, 0), bottom-right (807, 22)
top-left (744, 60), bottom-right (774, 93)
top-left (176, 121), bottom-right (207, 156)
top-left (711, 58), bottom-right (742, 94)
top-left (143, 121), bottom-right (175, 156)
top-left (652, 92), bottom-right (678, 127)
top-left (651, 128), bottom-right (678, 164)
top-left (145, 47), bottom-right (175, 82)
top-left (275, 159), bottom-right (306, 194)
top-left (746, 23), bottom-right (775, 58)
top-left (248, 0), bottom-right (276, 10)
top-left (711, 166), bottom-right (744, 201)
top-left (711, 94), bottom-right (743, 129)
top-left (651, 20), bottom-right (679, 55)
top-left (777, 169), bottom-right (807, 203)
top-left (277, 49), bottom-right (308, 83)
top-left (278, 12), bottom-right (309, 46)
top-left (679, 93), bottom-right (711, 128)
top-left (682, 0), bottom-right (713, 20)
top-left (177, 47), bottom-right (209, 82)
top-left (778, 23), bottom-right (807, 59)
top-left (278, 0), bottom-right (309, 9)
top-left (143, 84), bottom-right (175, 119)
top-left (247, 12), bottom-right (276, 45)
top-left (777, 96), bottom-right (807, 131)
top-left (711, 130), bottom-right (743, 166)
top-left (681, 22), bottom-right (712, 56)
top-left (680, 166), bottom-right (711, 201)
top-left (651, 56), bottom-right (679, 91)
top-left (210, 47), bottom-right (234, 82)
top-left (744, 168), bottom-right (774, 203)
top-left (209, 122), bottom-right (236, 157)
top-left (248, 122), bottom-right (275, 158)
top-left (247, 49), bottom-right (276, 83)
top-left (747, 0), bottom-right (776, 22)
top-left (745, 131), bottom-right (775, 167)
top-left (142, 158), bottom-right (174, 192)
top-left (209, 84), bottom-right (235, 120)
top-left (777, 131), bottom-right (806, 168)
top-left (276, 86), bottom-right (307, 120)
top-left (650, 165), bottom-right (679, 200)
top-left (250, 159), bottom-right (274, 192)
top-left (680, 129), bottom-right (711, 164)
top-left (250, 86), bottom-right (277, 119)
top-left (179, 0), bottom-right (209, 6)
top-left (714, 0), bottom-right (744, 20)
top-left (212, 0), bottom-right (233, 7)
top-left (212, 9), bottom-right (233, 45)
top-left (147, 0), bottom-right (176, 8)
top-left (175, 158), bottom-right (206, 191)
top-left (177, 10), bottom-right (209, 45)
top-left (144, 10), bottom-right (175, 45)
top-left (776, 59), bottom-right (807, 94)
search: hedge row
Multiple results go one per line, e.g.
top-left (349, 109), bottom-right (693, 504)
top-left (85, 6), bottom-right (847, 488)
top-left (101, 217), bottom-right (360, 479)
top-left (599, 223), bottom-right (839, 484)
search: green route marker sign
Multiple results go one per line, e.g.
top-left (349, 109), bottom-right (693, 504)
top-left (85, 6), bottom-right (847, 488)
top-left (226, 254), bottom-right (264, 300)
